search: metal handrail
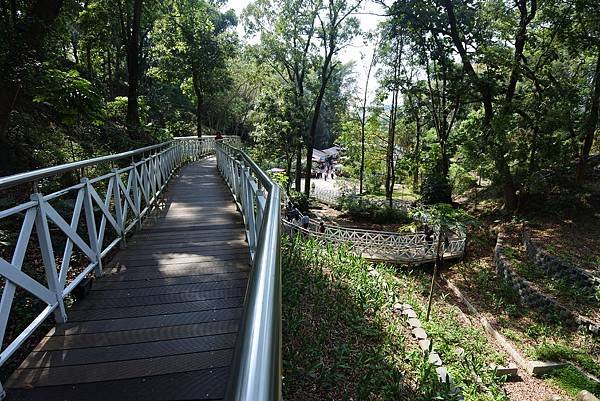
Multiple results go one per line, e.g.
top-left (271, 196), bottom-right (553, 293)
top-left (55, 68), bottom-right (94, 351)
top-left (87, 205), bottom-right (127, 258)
top-left (215, 142), bottom-right (282, 401)
top-left (0, 142), bottom-right (175, 190)
top-left (0, 136), bottom-right (234, 189)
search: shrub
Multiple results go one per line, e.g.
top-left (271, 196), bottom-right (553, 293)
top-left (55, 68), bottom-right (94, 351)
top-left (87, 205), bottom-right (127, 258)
top-left (336, 196), bottom-right (413, 225)
top-left (373, 207), bottom-right (411, 224)
top-left (420, 173), bottom-right (452, 204)
top-left (336, 195), bottom-right (378, 218)
top-left (288, 190), bottom-right (310, 213)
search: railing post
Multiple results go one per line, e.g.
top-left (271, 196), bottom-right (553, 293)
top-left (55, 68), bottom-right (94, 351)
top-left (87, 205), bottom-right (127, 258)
top-left (32, 193), bottom-right (67, 323)
top-left (131, 162), bottom-right (142, 230)
top-left (112, 169), bottom-right (126, 247)
top-left (244, 168), bottom-right (257, 255)
top-left (81, 178), bottom-right (103, 278)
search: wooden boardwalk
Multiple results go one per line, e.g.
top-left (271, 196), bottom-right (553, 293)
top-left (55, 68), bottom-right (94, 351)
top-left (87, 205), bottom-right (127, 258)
top-left (5, 157), bottom-right (249, 401)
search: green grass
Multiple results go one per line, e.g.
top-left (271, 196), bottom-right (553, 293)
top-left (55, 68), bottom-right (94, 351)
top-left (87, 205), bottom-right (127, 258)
top-left (282, 235), bottom-right (507, 400)
top-left (531, 342), bottom-right (600, 378)
top-left (546, 366), bottom-right (600, 397)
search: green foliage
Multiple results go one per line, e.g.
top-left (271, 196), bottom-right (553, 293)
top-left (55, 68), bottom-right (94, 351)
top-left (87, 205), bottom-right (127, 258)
top-left (288, 190), bottom-right (310, 213)
top-left (373, 207), bottom-right (412, 225)
top-left (282, 235), bottom-right (480, 399)
top-left (420, 173), bottom-right (452, 205)
top-left (34, 68), bottom-right (103, 126)
top-left (546, 366), bottom-right (600, 397)
top-left (532, 342), bottom-right (600, 378)
top-left (336, 195), bottom-right (411, 224)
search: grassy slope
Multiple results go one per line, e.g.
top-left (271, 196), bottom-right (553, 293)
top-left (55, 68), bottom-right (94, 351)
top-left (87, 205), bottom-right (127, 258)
top-left (282, 235), bottom-right (507, 401)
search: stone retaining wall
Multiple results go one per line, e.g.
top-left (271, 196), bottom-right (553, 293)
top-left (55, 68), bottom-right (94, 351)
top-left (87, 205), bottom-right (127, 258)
top-left (494, 233), bottom-right (598, 334)
top-left (522, 228), bottom-right (599, 291)
top-left (392, 302), bottom-right (463, 399)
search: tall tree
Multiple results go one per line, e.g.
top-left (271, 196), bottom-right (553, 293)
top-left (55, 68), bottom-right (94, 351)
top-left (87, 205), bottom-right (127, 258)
top-left (245, 0), bottom-right (319, 190)
top-left (116, 0), bottom-right (144, 137)
top-left (154, 0), bottom-right (237, 137)
top-left (358, 35), bottom-right (378, 195)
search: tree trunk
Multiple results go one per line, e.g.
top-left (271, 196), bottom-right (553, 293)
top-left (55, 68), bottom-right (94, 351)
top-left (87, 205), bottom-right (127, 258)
top-left (193, 72), bottom-right (203, 138)
top-left (385, 95), bottom-right (397, 205)
top-left (126, 0), bottom-right (142, 138)
top-left (576, 47), bottom-right (600, 183)
top-left (86, 43), bottom-right (92, 77)
top-left (441, 0), bottom-right (525, 211)
top-left (359, 113), bottom-right (366, 195)
top-left (304, 61), bottom-right (333, 197)
top-left (295, 144), bottom-right (302, 191)
top-left (413, 110), bottom-right (421, 192)
top-left (359, 47), bottom-right (377, 195)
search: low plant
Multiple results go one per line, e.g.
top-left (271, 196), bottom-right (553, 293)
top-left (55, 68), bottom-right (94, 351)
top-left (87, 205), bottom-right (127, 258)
top-left (546, 366), bottom-right (600, 397)
top-left (531, 342), bottom-right (600, 378)
top-left (336, 195), bottom-right (411, 224)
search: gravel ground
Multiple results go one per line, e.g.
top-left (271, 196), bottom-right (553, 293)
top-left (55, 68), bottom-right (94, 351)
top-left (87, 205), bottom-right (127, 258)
top-left (504, 369), bottom-right (569, 401)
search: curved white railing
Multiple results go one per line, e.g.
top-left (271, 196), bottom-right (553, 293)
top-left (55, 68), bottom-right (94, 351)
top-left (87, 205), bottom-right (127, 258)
top-left (284, 218), bottom-right (465, 263)
top-left (308, 183), bottom-right (465, 262)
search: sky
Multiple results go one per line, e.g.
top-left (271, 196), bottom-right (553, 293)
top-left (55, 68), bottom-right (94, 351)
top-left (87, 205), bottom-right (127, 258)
top-left (227, 0), bottom-right (386, 103)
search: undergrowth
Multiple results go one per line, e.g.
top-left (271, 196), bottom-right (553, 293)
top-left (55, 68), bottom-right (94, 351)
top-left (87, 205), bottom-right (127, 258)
top-left (282, 234), bottom-right (507, 400)
top-left (545, 366), bottom-right (600, 397)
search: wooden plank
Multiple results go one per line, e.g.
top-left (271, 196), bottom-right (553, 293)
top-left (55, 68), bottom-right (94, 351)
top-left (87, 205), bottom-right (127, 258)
top-left (94, 271), bottom-right (248, 290)
top-left (116, 242), bottom-right (248, 257)
top-left (100, 261), bottom-right (249, 281)
top-left (52, 308), bottom-right (243, 335)
top-left (6, 367), bottom-right (230, 401)
top-left (88, 277), bottom-right (248, 298)
top-left (67, 296), bottom-right (244, 322)
top-left (20, 333), bottom-right (237, 368)
top-left (7, 348), bottom-right (234, 387)
top-left (113, 250), bottom-right (249, 267)
top-left (38, 320), bottom-right (240, 351)
top-left (69, 286), bottom-right (247, 310)
top-left (141, 223), bottom-right (244, 234)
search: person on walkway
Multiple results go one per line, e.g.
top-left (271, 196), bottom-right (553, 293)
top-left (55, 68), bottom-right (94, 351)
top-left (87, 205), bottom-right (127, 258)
top-left (215, 131), bottom-right (223, 141)
top-left (300, 214), bottom-right (310, 230)
top-left (424, 225), bottom-right (434, 254)
top-left (318, 219), bottom-right (326, 234)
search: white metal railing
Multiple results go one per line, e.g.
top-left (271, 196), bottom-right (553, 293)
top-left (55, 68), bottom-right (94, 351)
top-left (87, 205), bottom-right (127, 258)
top-left (283, 215), bottom-right (465, 263)
top-left (0, 136), bottom-right (223, 395)
top-left (215, 142), bottom-right (282, 401)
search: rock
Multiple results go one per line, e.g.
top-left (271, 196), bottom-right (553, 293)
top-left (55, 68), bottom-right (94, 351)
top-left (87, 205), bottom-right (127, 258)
top-left (576, 391), bottom-right (600, 401)
top-left (411, 327), bottom-right (427, 340)
top-left (403, 309), bottom-right (417, 319)
top-left (545, 396), bottom-right (564, 401)
top-left (490, 363), bottom-right (518, 378)
top-left (392, 303), bottom-right (402, 312)
top-left (436, 366), bottom-right (451, 384)
top-left (418, 339), bottom-right (431, 352)
top-left (428, 352), bottom-right (443, 366)
top-left (529, 361), bottom-right (567, 376)
top-left (408, 318), bottom-right (421, 328)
